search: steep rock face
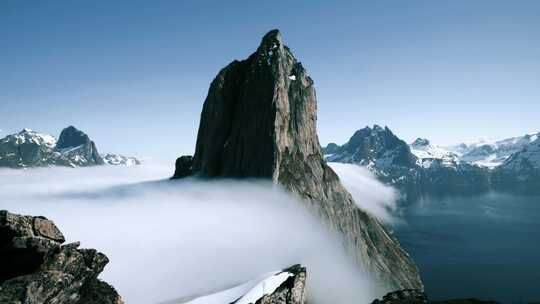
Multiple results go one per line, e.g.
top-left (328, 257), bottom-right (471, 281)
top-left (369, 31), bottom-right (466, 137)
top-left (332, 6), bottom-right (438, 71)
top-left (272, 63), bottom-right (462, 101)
top-left (179, 30), bottom-right (422, 290)
top-left (0, 210), bottom-right (123, 304)
top-left (56, 126), bottom-right (92, 149)
top-left (54, 126), bottom-right (104, 166)
top-left (174, 155), bottom-right (194, 178)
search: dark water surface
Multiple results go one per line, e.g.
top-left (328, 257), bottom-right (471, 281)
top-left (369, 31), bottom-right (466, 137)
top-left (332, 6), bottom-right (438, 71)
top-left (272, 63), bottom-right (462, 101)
top-left (395, 193), bottom-right (540, 303)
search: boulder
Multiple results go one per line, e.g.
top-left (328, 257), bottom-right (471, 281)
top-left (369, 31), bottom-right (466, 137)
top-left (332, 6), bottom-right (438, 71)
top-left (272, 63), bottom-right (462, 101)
top-left (173, 155), bottom-right (194, 178)
top-left (0, 210), bottom-right (123, 304)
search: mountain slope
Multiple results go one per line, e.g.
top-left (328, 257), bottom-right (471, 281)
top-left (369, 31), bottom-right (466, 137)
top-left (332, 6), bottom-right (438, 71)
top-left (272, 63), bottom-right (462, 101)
top-left (0, 126), bottom-right (139, 168)
top-left (325, 125), bottom-right (423, 198)
top-left (446, 132), bottom-right (540, 168)
top-left (174, 30), bottom-right (422, 290)
top-left (492, 137), bottom-right (540, 192)
top-left (324, 127), bottom-right (491, 198)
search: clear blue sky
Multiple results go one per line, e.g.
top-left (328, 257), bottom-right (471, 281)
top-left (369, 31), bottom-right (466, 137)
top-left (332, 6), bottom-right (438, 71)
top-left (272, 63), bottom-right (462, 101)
top-left (2, 1), bottom-right (539, 161)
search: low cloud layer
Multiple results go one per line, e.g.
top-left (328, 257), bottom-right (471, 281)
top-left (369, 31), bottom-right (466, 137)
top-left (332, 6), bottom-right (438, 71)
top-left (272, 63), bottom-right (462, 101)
top-left (328, 162), bottom-right (401, 224)
top-left (0, 163), bottom-right (398, 304)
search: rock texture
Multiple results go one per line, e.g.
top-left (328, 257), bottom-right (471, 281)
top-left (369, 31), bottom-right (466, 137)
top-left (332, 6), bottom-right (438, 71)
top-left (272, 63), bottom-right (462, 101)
top-left (174, 30), bottom-right (422, 290)
top-left (0, 210), bottom-right (123, 304)
top-left (251, 265), bottom-right (306, 304)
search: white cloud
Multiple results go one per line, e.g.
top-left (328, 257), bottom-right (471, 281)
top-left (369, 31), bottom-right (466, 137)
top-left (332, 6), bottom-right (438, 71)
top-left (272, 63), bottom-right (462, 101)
top-left (328, 162), bottom-right (401, 225)
top-left (0, 163), bottom-right (395, 304)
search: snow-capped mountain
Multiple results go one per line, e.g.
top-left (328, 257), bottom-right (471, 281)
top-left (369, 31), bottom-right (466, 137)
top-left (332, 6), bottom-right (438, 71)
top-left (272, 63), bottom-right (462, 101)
top-left (102, 153), bottom-right (141, 166)
top-left (409, 138), bottom-right (459, 168)
top-left (324, 125), bottom-right (422, 198)
top-left (0, 126), bottom-right (140, 168)
top-left (492, 137), bottom-right (540, 192)
top-left (323, 126), bottom-right (526, 199)
top-left (445, 132), bottom-right (540, 168)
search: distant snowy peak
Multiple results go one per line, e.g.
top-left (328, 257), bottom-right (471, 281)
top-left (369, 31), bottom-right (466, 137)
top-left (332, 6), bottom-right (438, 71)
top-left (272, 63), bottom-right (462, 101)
top-left (500, 137), bottom-right (540, 171)
top-left (1, 128), bottom-right (57, 148)
top-left (102, 153), bottom-right (141, 166)
top-left (446, 131), bottom-right (540, 168)
top-left (0, 127), bottom-right (140, 168)
top-left (410, 137), bottom-right (430, 148)
top-left (409, 138), bottom-right (458, 168)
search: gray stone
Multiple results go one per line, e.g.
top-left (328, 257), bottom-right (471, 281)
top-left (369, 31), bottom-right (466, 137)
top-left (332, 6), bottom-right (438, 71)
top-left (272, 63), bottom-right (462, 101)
top-left (0, 210), bottom-right (123, 304)
top-left (182, 29), bottom-right (422, 290)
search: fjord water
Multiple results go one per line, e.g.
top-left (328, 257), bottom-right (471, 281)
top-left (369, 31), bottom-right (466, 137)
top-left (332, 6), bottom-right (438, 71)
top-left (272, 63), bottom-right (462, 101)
top-left (396, 193), bottom-right (540, 303)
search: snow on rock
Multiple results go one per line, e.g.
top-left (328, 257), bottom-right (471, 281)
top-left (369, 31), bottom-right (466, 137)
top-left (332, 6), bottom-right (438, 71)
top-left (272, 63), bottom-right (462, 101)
top-left (445, 132), bottom-right (540, 168)
top-left (409, 138), bottom-right (459, 168)
top-left (235, 272), bottom-right (294, 304)
top-left (0, 127), bottom-right (139, 168)
top-left (182, 265), bottom-right (306, 304)
top-left (102, 153), bottom-right (141, 166)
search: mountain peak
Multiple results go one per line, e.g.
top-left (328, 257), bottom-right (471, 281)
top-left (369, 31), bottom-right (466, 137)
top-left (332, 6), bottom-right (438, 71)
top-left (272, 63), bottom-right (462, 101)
top-left (20, 128), bottom-right (33, 134)
top-left (261, 29), bottom-right (282, 46)
top-left (56, 126), bottom-right (90, 149)
top-left (412, 138), bottom-right (430, 147)
top-left (176, 30), bottom-right (422, 290)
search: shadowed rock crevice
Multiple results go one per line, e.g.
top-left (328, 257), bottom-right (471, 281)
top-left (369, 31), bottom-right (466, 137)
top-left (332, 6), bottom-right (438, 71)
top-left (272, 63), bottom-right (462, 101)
top-left (0, 210), bottom-right (123, 304)
top-left (173, 29), bottom-right (422, 290)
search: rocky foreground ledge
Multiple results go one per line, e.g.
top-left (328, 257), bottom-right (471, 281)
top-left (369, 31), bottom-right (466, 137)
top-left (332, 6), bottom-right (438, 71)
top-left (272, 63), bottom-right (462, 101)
top-left (0, 210), bottom-right (123, 304)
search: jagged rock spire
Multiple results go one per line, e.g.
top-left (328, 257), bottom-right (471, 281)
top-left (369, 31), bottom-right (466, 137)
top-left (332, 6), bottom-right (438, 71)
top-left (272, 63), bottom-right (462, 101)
top-left (178, 29), bottom-right (422, 290)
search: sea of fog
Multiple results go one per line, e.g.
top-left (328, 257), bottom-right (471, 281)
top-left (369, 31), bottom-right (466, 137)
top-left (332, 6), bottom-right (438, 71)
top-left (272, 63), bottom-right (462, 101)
top-left (0, 162), bottom-right (399, 304)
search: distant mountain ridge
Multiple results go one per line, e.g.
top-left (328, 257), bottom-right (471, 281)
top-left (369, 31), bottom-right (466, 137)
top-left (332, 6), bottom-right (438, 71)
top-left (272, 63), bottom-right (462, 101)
top-left (324, 126), bottom-right (539, 197)
top-left (0, 126), bottom-right (140, 168)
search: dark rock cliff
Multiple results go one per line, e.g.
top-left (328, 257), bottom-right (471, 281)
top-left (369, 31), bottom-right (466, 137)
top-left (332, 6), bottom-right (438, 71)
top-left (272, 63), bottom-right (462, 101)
top-left (250, 265), bottom-right (306, 304)
top-left (0, 210), bottom-right (123, 304)
top-left (56, 126), bottom-right (92, 149)
top-left (174, 29), bottom-right (422, 290)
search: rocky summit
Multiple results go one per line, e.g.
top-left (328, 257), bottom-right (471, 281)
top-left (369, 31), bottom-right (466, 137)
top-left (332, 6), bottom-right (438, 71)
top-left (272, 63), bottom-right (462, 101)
top-left (173, 29), bottom-right (422, 290)
top-left (324, 126), bottom-right (540, 198)
top-left (0, 210), bottom-right (123, 304)
top-left (0, 126), bottom-right (140, 168)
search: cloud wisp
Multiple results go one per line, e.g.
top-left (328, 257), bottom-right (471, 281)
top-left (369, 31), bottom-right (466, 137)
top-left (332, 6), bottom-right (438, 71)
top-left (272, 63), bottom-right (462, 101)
top-left (0, 163), bottom-right (399, 303)
top-left (328, 162), bottom-right (401, 225)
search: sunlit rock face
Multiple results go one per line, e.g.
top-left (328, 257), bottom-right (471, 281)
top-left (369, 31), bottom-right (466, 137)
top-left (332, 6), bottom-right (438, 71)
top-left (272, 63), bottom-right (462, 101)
top-left (0, 210), bottom-right (123, 304)
top-left (178, 29), bottom-right (422, 290)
